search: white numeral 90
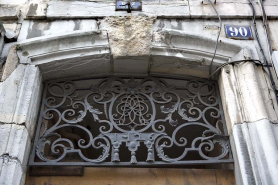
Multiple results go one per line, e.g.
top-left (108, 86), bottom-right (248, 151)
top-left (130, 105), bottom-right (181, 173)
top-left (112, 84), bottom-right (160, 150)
top-left (229, 26), bottom-right (248, 37)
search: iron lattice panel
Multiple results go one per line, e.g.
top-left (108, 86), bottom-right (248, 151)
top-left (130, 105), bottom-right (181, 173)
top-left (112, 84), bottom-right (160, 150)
top-left (30, 76), bottom-right (233, 167)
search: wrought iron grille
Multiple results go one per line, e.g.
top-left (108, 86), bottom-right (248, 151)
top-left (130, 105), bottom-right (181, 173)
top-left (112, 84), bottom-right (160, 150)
top-left (29, 76), bottom-right (233, 167)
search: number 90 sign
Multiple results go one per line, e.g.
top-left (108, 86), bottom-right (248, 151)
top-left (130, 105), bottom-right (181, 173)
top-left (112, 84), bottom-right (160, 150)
top-left (225, 25), bottom-right (253, 40)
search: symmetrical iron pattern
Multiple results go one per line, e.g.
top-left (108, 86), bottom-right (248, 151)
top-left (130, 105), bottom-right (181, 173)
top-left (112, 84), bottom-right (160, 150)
top-left (30, 76), bottom-right (232, 166)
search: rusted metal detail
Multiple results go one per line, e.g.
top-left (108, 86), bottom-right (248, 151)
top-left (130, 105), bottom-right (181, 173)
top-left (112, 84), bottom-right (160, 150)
top-left (30, 166), bottom-right (84, 176)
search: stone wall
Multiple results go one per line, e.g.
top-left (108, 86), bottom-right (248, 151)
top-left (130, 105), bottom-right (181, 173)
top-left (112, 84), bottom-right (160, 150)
top-left (0, 0), bottom-right (278, 185)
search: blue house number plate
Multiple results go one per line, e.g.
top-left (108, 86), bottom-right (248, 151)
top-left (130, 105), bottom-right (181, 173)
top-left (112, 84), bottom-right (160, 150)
top-left (116, 1), bottom-right (142, 11)
top-left (225, 25), bottom-right (253, 40)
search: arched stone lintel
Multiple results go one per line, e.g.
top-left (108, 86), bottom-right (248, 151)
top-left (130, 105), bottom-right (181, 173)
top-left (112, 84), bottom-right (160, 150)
top-left (14, 28), bottom-right (259, 81)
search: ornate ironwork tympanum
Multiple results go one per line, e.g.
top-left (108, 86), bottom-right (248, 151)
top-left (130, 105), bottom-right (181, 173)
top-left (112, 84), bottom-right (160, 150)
top-left (30, 76), bottom-right (232, 166)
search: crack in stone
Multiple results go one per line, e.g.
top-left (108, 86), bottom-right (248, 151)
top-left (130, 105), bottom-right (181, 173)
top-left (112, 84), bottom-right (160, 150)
top-left (0, 153), bottom-right (26, 172)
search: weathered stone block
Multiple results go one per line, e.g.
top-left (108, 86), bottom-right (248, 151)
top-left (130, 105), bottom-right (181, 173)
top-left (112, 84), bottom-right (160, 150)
top-left (256, 65), bottom-right (278, 122)
top-left (5, 125), bottom-right (30, 168)
top-left (103, 16), bottom-right (155, 57)
top-left (0, 64), bottom-right (26, 123)
top-left (0, 5), bottom-right (19, 21)
top-left (0, 159), bottom-right (25, 185)
top-left (234, 62), bottom-right (269, 122)
top-left (218, 65), bottom-right (243, 133)
top-left (0, 124), bottom-right (12, 155)
top-left (102, 16), bottom-right (155, 73)
top-left (0, 64), bottom-right (41, 136)
top-left (1, 45), bottom-right (19, 82)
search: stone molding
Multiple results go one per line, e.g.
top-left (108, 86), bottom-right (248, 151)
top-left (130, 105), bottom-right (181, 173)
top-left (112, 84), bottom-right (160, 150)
top-left (218, 62), bottom-right (278, 133)
top-left (17, 30), bottom-right (109, 64)
top-left (13, 26), bottom-right (260, 80)
top-left (231, 119), bottom-right (278, 185)
top-left (151, 29), bottom-right (258, 78)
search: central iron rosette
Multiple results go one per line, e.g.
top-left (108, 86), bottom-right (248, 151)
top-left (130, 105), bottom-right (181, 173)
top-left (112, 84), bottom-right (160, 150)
top-left (111, 92), bottom-right (155, 131)
top-left (30, 76), bottom-right (232, 166)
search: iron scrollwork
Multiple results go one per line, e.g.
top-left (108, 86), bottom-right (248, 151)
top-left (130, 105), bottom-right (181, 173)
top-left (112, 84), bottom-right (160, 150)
top-left (30, 76), bottom-right (232, 166)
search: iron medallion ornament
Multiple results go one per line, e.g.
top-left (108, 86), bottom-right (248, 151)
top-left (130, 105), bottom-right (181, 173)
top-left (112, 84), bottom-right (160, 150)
top-left (30, 76), bottom-right (233, 166)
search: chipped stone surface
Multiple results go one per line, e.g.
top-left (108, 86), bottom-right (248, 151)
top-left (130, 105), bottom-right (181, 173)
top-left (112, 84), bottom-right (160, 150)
top-left (218, 65), bottom-right (243, 133)
top-left (256, 65), bottom-right (278, 122)
top-left (0, 124), bottom-right (28, 185)
top-left (3, 23), bottom-right (17, 34)
top-left (3, 23), bottom-right (21, 41)
top-left (1, 125), bottom-right (31, 168)
top-left (102, 16), bottom-right (155, 73)
top-left (0, 5), bottom-right (19, 21)
top-left (218, 62), bottom-right (274, 131)
top-left (103, 16), bottom-right (155, 57)
top-left (0, 64), bottom-right (41, 135)
top-left (1, 45), bottom-right (19, 81)
top-left (234, 62), bottom-right (269, 122)
top-left (0, 157), bottom-right (25, 185)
